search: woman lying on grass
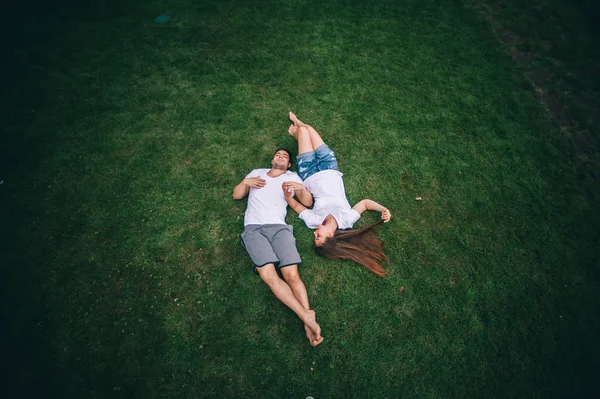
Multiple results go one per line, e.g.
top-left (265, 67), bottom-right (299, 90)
top-left (283, 112), bottom-right (391, 277)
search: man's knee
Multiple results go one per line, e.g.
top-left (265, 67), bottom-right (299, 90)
top-left (282, 267), bottom-right (301, 284)
top-left (257, 264), bottom-right (279, 284)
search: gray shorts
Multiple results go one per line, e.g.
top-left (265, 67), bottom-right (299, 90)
top-left (240, 224), bottom-right (302, 272)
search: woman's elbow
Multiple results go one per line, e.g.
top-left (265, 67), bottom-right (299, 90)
top-left (298, 197), bottom-right (312, 207)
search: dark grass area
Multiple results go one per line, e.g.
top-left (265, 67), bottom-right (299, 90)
top-left (469, 0), bottom-right (600, 182)
top-left (2, 0), bottom-right (600, 397)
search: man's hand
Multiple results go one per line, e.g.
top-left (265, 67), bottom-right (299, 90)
top-left (244, 177), bottom-right (266, 189)
top-left (381, 207), bottom-right (392, 223)
top-left (233, 175), bottom-right (266, 199)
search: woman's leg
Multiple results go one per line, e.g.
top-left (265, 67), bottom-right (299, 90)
top-left (289, 112), bottom-right (326, 151)
top-left (288, 124), bottom-right (314, 155)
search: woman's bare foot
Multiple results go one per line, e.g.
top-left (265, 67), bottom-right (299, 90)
top-left (288, 124), bottom-right (298, 139)
top-left (304, 324), bottom-right (324, 346)
top-left (302, 309), bottom-right (322, 342)
top-left (289, 111), bottom-right (299, 125)
top-left (289, 111), bottom-right (305, 127)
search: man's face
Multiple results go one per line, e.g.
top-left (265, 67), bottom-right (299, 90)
top-left (272, 150), bottom-right (291, 170)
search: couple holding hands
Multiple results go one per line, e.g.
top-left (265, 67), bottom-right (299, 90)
top-left (233, 113), bottom-right (391, 346)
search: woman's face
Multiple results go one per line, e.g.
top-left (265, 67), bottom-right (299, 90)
top-left (314, 223), bottom-right (335, 246)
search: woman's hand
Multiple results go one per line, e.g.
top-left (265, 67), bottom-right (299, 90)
top-left (283, 181), bottom-right (305, 193)
top-left (281, 182), bottom-right (294, 198)
top-left (381, 208), bottom-right (392, 222)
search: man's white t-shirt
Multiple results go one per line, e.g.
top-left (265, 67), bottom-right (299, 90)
top-left (244, 169), bottom-right (303, 226)
top-left (299, 170), bottom-right (361, 229)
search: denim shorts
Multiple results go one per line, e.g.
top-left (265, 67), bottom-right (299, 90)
top-left (296, 144), bottom-right (340, 181)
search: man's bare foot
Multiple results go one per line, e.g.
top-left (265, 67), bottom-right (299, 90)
top-left (302, 309), bottom-right (322, 341)
top-left (304, 324), bottom-right (315, 343)
top-left (288, 124), bottom-right (298, 139)
top-left (304, 324), bottom-right (324, 346)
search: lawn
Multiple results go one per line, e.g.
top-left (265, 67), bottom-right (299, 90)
top-left (2, 0), bottom-right (599, 397)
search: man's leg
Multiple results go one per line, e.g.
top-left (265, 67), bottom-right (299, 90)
top-left (280, 266), bottom-right (309, 308)
top-left (256, 264), bottom-right (322, 341)
top-left (280, 266), bottom-right (324, 346)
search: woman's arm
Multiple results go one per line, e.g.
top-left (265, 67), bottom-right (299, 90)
top-left (352, 199), bottom-right (392, 222)
top-left (283, 184), bottom-right (308, 214)
top-left (283, 181), bottom-right (313, 207)
top-left (296, 187), bottom-right (313, 207)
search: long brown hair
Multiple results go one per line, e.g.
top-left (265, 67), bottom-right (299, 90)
top-left (314, 221), bottom-right (388, 277)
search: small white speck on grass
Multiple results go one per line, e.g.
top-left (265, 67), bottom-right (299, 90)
top-left (415, 196), bottom-right (422, 200)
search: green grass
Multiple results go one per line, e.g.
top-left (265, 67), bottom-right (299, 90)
top-left (2, 0), bottom-right (599, 397)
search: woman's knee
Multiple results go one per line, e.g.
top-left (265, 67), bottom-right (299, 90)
top-left (297, 126), bottom-right (310, 136)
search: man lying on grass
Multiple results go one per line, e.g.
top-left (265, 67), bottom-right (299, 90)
top-left (233, 148), bottom-right (324, 346)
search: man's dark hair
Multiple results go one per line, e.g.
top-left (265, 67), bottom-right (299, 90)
top-left (274, 147), bottom-right (293, 169)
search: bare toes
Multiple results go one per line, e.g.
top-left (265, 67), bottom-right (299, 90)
top-left (304, 310), bottom-right (321, 339)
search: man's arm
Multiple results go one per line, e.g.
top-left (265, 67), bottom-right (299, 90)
top-left (232, 177), bottom-right (266, 200)
top-left (352, 199), bottom-right (392, 222)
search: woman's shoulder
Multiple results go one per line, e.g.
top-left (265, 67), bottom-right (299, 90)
top-left (333, 207), bottom-right (361, 229)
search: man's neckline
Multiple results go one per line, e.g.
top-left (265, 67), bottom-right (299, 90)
top-left (266, 169), bottom-right (287, 178)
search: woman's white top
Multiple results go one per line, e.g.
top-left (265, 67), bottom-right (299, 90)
top-left (299, 170), bottom-right (361, 229)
